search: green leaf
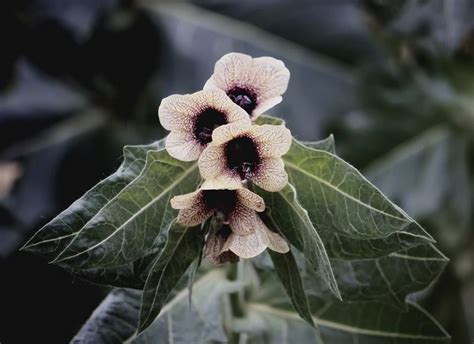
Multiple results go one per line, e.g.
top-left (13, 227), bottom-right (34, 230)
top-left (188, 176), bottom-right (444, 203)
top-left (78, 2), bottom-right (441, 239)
top-left (259, 183), bottom-right (341, 300)
top-left (305, 244), bottom-right (449, 307)
top-left (48, 150), bottom-right (200, 270)
top-left (138, 222), bottom-right (204, 334)
top-left (241, 270), bottom-right (450, 344)
top-left (301, 134), bottom-right (336, 154)
top-left (268, 250), bottom-right (316, 328)
top-left (72, 288), bottom-right (141, 344)
top-left (22, 141), bottom-right (164, 261)
top-left (243, 300), bottom-right (450, 344)
top-left (283, 138), bottom-right (435, 242)
top-left (70, 251), bottom-right (158, 289)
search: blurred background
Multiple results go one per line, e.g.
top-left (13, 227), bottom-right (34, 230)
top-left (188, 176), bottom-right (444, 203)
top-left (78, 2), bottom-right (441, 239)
top-left (0, 0), bottom-right (473, 343)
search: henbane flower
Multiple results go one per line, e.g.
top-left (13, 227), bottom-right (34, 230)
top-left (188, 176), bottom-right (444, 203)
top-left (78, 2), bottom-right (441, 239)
top-left (204, 53), bottom-right (290, 120)
top-left (170, 188), bottom-right (288, 259)
top-left (198, 124), bottom-right (292, 192)
top-left (158, 89), bottom-right (251, 161)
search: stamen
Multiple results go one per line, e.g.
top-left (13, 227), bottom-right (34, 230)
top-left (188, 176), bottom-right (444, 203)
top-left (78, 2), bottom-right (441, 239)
top-left (224, 136), bottom-right (260, 180)
top-left (194, 108), bottom-right (227, 145)
top-left (227, 87), bottom-right (257, 115)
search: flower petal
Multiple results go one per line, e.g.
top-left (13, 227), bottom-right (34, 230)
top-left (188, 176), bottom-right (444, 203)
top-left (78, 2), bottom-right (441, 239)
top-left (199, 144), bottom-right (242, 189)
top-left (257, 217), bottom-right (289, 254)
top-left (250, 56), bottom-right (290, 102)
top-left (211, 121), bottom-right (251, 145)
top-left (158, 94), bottom-right (197, 131)
top-left (170, 190), bottom-right (201, 210)
top-left (228, 203), bottom-right (258, 235)
top-left (236, 188), bottom-right (265, 212)
top-left (204, 53), bottom-right (290, 118)
top-left (165, 131), bottom-right (203, 162)
top-left (252, 158), bottom-right (288, 192)
top-left (204, 53), bottom-right (253, 92)
top-left (176, 205), bottom-right (213, 227)
top-left (226, 230), bottom-right (267, 259)
top-left (249, 124), bottom-right (292, 158)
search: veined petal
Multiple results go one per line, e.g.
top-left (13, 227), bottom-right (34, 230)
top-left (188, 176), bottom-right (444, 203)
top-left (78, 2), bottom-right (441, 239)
top-left (256, 216), bottom-right (289, 254)
top-left (226, 230), bottom-right (267, 259)
top-left (253, 97), bottom-right (282, 116)
top-left (170, 190), bottom-right (202, 210)
top-left (158, 94), bottom-right (197, 131)
top-left (204, 53), bottom-right (290, 118)
top-left (252, 157), bottom-right (288, 192)
top-left (176, 205), bottom-right (213, 227)
top-left (204, 53), bottom-right (253, 92)
top-left (165, 131), bottom-right (204, 162)
top-left (228, 203), bottom-right (258, 235)
top-left (236, 188), bottom-right (265, 212)
top-left (249, 124), bottom-right (292, 158)
top-left (251, 56), bottom-right (290, 101)
top-left (211, 121), bottom-right (251, 145)
top-left (199, 144), bottom-right (242, 189)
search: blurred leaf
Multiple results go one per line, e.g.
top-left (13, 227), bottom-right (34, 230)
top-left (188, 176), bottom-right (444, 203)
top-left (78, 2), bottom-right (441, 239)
top-left (269, 250), bottom-right (316, 328)
top-left (138, 222), bottom-right (204, 333)
top-left (71, 288), bottom-right (141, 344)
top-left (365, 125), bottom-right (471, 250)
top-left (192, 0), bottom-right (380, 64)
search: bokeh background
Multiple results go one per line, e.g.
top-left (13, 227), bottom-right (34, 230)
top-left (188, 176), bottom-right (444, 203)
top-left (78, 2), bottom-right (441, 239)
top-left (1, 0), bottom-right (473, 343)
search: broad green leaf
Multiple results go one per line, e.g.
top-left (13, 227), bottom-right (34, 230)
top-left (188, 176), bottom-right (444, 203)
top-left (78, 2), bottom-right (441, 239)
top-left (243, 300), bottom-right (450, 344)
top-left (304, 244), bottom-right (448, 307)
top-left (70, 251), bottom-right (158, 289)
top-left (268, 250), bottom-right (316, 328)
top-left (71, 288), bottom-right (141, 344)
top-left (134, 269), bottom-right (243, 343)
top-left (283, 138), bottom-right (434, 242)
top-left (301, 134), bottom-right (336, 154)
top-left (240, 271), bottom-right (450, 344)
top-left (22, 141), bottom-right (164, 261)
top-left (260, 183), bottom-right (341, 300)
top-left (138, 222), bottom-right (204, 333)
top-left (48, 150), bottom-right (200, 270)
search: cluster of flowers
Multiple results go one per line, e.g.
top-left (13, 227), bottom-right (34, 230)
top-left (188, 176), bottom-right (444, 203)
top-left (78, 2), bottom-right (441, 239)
top-left (158, 53), bottom-right (292, 264)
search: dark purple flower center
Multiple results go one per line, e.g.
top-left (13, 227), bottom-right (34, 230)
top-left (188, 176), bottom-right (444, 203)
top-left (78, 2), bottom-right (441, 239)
top-left (224, 136), bottom-right (260, 180)
top-left (227, 87), bottom-right (257, 115)
top-left (194, 108), bottom-right (227, 145)
top-left (202, 190), bottom-right (238, 215)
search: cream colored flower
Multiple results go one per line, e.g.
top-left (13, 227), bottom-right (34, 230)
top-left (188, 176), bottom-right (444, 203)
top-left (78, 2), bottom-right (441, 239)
top-left (171, 188), bottom-right (289, 259)
top-left (171, 188), bottom-right (264, 234)
top-left (198, 124), bottom-right (292, 192)
top-left (204, 53), bottom-right (290, 120)
top-left (205, 221), bottom-right (289, 261)
top-left (158, 89), bottom-right (251, 161)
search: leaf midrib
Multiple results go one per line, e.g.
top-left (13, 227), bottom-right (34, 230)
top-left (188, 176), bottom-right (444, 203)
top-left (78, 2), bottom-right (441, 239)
top-left (249, 303), bottom-right (448, 340)
top-left (284, 160), bottom-right (409, 223)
